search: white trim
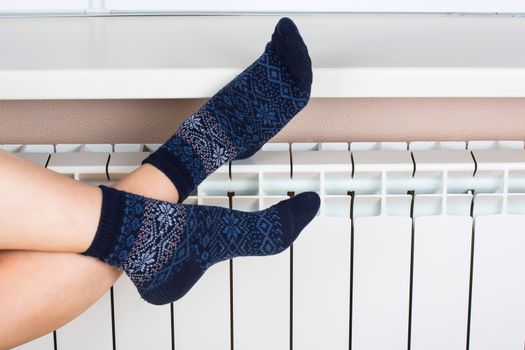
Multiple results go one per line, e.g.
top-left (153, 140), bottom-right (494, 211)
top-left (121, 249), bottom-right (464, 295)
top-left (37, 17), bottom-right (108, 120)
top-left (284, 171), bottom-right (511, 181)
top-left (2, 15), bottom-right (525, 98)
top-left (2, 68), bottom-right (525, 99)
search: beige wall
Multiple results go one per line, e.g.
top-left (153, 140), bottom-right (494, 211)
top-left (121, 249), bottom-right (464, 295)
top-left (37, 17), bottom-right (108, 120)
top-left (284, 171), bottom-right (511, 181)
top-left (1, 98), bottom-right (524, 144)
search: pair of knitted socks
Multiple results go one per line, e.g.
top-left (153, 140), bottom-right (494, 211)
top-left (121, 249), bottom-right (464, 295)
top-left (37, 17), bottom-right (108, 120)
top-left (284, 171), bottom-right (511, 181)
top-left (82, 17), bottom-right (319, 305)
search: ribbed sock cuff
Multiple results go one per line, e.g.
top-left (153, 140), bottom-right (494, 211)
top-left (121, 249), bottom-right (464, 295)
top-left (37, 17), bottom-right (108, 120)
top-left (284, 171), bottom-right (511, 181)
top-left (82, 185), bottom-right (126, 260)
top-left (141, 147), bottom-right (195, 203)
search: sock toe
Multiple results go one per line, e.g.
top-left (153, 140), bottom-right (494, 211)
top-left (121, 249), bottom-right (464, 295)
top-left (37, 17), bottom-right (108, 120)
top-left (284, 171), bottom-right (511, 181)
top-left (270, 17), bottom-right (313, 92)
top-left (278, 191), bottom-right (320, 247)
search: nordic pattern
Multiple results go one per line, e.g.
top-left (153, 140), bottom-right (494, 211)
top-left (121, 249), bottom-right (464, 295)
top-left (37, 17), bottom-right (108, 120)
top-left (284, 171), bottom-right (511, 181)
top-left (145, 42), bottom-right (310, 201)
top-left (138, 203), bottom-right (284, 295)
top-left (101, 191), bottom-right (286, 294)
top-left (122, 200), bottom-right (187, 285)
top-left (176, 108), bottom-right (237, 176)
top-left (203, 43), bottom-right (310, 159)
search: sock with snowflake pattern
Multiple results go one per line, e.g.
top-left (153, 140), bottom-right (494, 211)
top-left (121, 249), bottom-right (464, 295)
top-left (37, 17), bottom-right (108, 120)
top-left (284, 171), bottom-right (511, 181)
top-left (142, 17), bottom-right (312, 202)
top-left (82, 185), bottom-right (319, 305)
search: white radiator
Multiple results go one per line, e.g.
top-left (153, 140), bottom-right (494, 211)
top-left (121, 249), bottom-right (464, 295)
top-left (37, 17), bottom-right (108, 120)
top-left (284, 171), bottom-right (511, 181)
top-left (5, 140), bottom-right (525, 350)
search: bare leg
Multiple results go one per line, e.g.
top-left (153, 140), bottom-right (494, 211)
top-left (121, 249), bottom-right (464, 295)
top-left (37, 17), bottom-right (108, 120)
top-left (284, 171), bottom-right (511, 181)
top-left (0, 160), bottom-right (180, 349)
top-left (0, 150), bottom-right (102, 252)
top-left (0, 149), bottom-right (179, 252)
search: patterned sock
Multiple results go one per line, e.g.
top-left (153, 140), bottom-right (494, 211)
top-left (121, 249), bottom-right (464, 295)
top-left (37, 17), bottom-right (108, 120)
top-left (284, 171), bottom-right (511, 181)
top-left (142, 17), bottom-right (312, 202)
top-left (82, 185), bottom-right (320, 305)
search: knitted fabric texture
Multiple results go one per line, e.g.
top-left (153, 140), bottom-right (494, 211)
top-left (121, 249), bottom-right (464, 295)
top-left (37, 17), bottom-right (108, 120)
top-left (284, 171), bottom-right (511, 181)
top-left (83, 185), bottom-right (320, 305)
top-left (142, 17), bottom-right (312, 202)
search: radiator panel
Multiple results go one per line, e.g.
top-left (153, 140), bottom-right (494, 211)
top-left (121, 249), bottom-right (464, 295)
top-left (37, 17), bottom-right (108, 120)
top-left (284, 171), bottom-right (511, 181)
top-left (293, 217), bottom-right (351, 349)
top-left (233, 251), bottom-right (290, 350)
top-left (411, 215), bottom-right (472, 350)
top-left (5, 141), bottom-right (525, 350)
top-left (56, 290), bottom-right (113, 350)
top-left (470, 214), bottom-right (525, 350)
top-left (12, 335), bottom-right (54, 350)
top-left (352, 215), bottom-right (412, 350)
top-left (173, 261), bottom-right (231, 350)
top-left (112, 277), bottom-right (172, 349)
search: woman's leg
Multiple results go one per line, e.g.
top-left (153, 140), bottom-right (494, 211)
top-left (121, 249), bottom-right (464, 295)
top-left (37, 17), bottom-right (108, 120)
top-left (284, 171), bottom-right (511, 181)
top-left (0, 151), bottom-right (318, 349)
top-left (0, 150), bottom-right (178, 252)
top-left (0, 162), bottom-right (180, 349)
top-left (0, 150), bottom-right (101, 252)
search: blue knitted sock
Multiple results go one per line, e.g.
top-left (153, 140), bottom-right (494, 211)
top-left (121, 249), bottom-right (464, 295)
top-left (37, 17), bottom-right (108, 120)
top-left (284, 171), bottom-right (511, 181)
top-left (142, 17), bottom-right (312, 202)
top-left (82, 185), bottom-right (320, 305)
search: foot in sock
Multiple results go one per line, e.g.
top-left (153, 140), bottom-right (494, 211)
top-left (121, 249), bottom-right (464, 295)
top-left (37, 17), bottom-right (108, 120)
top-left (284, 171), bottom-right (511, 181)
top-left (83, 185), bottom-right (320, 305)
top-left (143, 17), bottom-right (312, 202)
